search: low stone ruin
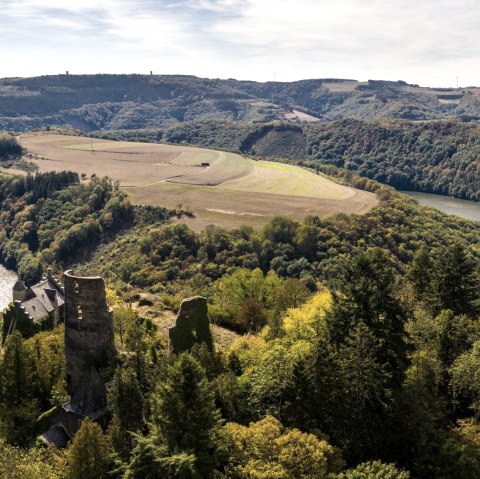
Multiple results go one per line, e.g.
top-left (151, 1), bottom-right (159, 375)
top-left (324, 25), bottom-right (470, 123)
top-left (169, 296), bottom-right (214, 353)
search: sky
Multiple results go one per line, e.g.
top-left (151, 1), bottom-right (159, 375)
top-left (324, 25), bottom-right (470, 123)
top-left (1, 0), bottom-right (479, 87)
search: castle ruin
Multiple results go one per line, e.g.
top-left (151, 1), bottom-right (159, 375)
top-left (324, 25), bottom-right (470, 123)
top-left (169, 296), bottom-right (214, 353)
top-left (41, 270), bottom-right (116, 447)
top-left (63, 270), bottom-right (115, 395)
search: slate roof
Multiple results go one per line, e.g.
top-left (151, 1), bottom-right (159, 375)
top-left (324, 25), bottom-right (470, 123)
top-left (21, 278), bottom-right (65, 322)
top-left (13, 279), bottom-right (26, 291)
top-left (40, 423), bottom-right (71, 449)
top-left (63, 368), bottom-right (108, 420)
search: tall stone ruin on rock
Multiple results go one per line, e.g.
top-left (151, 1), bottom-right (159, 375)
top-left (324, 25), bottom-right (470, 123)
top-left (40, 271), bottom-right (116, 448)
top-left (63, 270), bottom-right (115, 395)
top-left (169, 296), bottom-right (214, 353)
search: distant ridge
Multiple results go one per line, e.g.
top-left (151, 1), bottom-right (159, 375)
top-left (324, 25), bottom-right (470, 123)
top-left (1, 74), bottom-right (480, 132)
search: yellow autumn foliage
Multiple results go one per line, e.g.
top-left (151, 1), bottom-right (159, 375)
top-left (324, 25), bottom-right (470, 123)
top-left (228, 334), bottom-right (267, 371)
top-left (0, 439), bottom-right (65, 479)
top-left (223, 416), bottom-right (344, 479)
top-left (282, 289), bottom-right (332, 342)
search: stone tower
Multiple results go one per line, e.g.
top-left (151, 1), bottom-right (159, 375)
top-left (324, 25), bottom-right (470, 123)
top-left (63, 270), bottom-right (115, 395)
top-left (12, 279), bottom-right (27, 302)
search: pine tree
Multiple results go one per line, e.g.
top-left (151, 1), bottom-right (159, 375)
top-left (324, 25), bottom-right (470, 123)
top-left (152, 353), bottom-right (222, 475)
top-left (406, 246), bottom-right (434, 301)
top-left (0, 331), bottom-right (39, 444)
top-left (431, 242), bottom-right (480, 317)
top-left (328, 248), bottom-right (407, 387)
top-left (107, 416), bottom-right (128, 478)
top-left (109, 366), bottom-right (144, 436)
top-left (65, 418), bottom-right (111, 479)
top-left (126, 353), bottom-right (222, 478)
top-left (335, 323), bottom-right (392, 461)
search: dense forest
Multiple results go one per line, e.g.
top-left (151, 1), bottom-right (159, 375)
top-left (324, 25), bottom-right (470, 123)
top-left (3, 219), bottom-right (480, 477)
top-left (3, 124), bottom-right (480, 477)
top-left (2, 145), bottom-right (480, 476)
top-left (97, 119), bottom-right (480, 201)
top-left (0, 169), bottom-right (177, 286)
top-left (2, 74), bottom-right (480, 132)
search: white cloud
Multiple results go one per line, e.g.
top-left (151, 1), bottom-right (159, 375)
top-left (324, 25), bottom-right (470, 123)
top-left (0, 0), bottom-right (479, 86)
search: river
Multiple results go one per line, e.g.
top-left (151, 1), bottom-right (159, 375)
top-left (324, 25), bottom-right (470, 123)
top-left (0, 264), bottom-right (17, 311)
top-left (402, 191), bottom-right (480, 222)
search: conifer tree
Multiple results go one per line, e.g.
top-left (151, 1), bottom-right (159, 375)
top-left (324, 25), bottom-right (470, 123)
top-left (335, 323), bottom-right (392, 460)
top-left (0, 331), bottom-right (39, 444)
top-left (109, 366), bottom-right (144, 435)
top-left (406, 246), bottom-right (434, 302)
top-left (152, 353), bottom-right (222, 475)
top-left (125, 353), bottom-right (222, 478)
top-left (65, 418), bottom-right (111, 479)
top-left (328, 248), bottom-right (407, 387)
top-left (431, 242), bottom-right (480, 317)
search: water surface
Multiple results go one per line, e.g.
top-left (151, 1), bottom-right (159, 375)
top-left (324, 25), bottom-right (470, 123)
top-left (0, 264), bottom-right (17, 311)
top-left (402, 191), bottom-right (480, 222)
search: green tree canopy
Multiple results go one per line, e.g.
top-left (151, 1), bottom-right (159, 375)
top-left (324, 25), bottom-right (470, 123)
top-left (65, 418), bottom-right (111, 479)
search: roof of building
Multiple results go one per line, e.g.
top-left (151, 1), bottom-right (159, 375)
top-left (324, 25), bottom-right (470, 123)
top-left (13, 279), bottom-right (26, 291)
top-left (63, 368), bottom-right (108, 420)
top-left (21, 277), bottom-right (65, 322)
top-left (40, 423), bottom-right (71, 449)
top-left (22, 297), bottom-right (49, 322)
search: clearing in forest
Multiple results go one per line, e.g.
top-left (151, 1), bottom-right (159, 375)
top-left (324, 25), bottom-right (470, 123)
top-left (16, 133), bottom-right (378, 231)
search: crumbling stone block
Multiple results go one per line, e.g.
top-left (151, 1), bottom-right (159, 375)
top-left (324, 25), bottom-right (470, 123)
top-left (169, 296), bottom-right (214, 353)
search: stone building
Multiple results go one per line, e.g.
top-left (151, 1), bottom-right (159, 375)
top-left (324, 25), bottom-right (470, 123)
top-left (40, 270), bottom-right (116, 448)
top-left (2, 269), bottom-right (65, 342)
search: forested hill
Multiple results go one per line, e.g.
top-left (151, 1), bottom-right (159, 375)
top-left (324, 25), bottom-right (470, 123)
top-left (2, 74), bottom-right (480, 131)
top-left (98, 119), bottom-right (480, 201)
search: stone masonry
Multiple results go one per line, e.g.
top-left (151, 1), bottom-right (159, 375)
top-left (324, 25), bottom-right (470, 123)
top-left (63, 270), bottom-right (115, 395)
top-left (169, 296), bottom-right (214, 353)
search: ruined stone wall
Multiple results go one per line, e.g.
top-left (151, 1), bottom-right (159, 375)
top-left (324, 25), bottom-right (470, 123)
top-left (63, 270), bottom-right (115, 395)
top-left (169, 296), bottom-right (214, 353)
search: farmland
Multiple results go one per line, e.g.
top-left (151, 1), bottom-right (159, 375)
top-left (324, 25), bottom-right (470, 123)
top-left (16, 133), bottom-right (377, 230)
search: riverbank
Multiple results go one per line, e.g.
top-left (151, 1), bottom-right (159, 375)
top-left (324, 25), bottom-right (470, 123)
top-left (402, 191), bottom-right (480, 222)
top-left (0, 265), bottom-right (17, 311)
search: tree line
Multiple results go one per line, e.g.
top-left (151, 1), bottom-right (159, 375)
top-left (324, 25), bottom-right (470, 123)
top-left (3, 241), bottom-right (480, 477)
top-left (97, 119), bottom-right (480, 201)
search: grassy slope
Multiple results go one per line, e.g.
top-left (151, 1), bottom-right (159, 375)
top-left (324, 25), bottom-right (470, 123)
top-left (19, 133), bottom-right (377, 231)
top-left (220, 160), bottom-right (355, 199)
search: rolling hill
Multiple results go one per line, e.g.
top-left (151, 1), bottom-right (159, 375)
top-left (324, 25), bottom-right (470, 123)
top-left (1, 74), bottom-right (480, 132)
top-left (14, 133), bottom-right (377, 230)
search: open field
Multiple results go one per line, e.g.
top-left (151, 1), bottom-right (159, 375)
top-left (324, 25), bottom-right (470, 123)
top-left (16, 133), bottom-right (378, 231)
top-left (222, 161), bottom-right (351, 198)
top-left (19, 134), bottom-right (235, 187)
top-left (284, 110), bottom-right (321, 122)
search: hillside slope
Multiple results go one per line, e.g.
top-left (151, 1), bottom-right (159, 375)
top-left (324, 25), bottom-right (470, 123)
top-left (2, 74), bottom-right (480, 131)
top-left (103, 119), bottom-right (480, 202)
top-left (16, 133), bottom-right (377, 231)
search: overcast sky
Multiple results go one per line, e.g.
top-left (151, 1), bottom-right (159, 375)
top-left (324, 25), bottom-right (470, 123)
top-left (1, 0), bottom-right (478, 87)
